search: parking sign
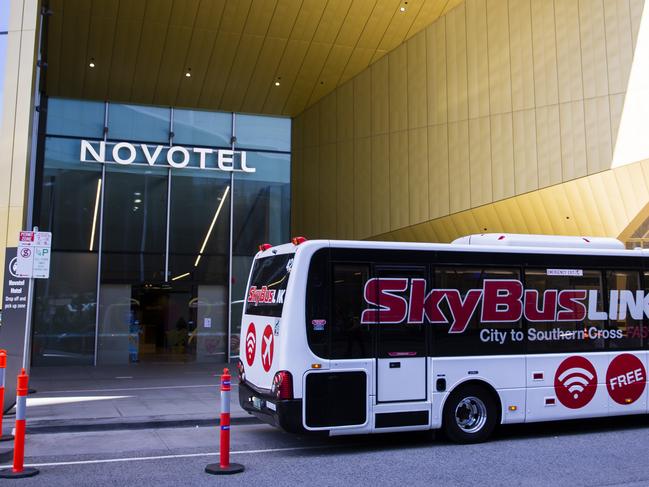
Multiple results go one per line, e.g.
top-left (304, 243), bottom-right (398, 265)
top-left (16, 231), bottom-right (51, 279)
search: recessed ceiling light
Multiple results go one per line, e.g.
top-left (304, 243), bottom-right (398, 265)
top-left (399, 6), bottom-right (406, 12)
top-left (185, 68), bottom-right (192, 78)
top-left (89, 58), bottom-right (96, 68)
top-left (274, 81), bottom-right (280, 86)
top-left (134, 199), bottom-right (142, 204)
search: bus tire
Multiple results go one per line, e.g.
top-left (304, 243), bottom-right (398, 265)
top-left (442, 384), bottom-right (497, 444)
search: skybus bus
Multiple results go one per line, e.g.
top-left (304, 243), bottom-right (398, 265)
top-left (237, 234), bottom-right (649, 443)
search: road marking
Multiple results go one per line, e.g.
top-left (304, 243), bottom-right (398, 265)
top-left (34, 383), bottom-right (234, 395)
top-left (0, 445), bottom-right (332, 468)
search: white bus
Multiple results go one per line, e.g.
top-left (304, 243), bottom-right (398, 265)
top-left (237, 234), bottom-right (649, 443)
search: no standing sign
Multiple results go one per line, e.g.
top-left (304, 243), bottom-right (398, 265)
top-left (16, 230), bottom-right (51, 279)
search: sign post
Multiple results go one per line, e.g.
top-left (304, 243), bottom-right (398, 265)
top-left (15, 228), bottom-right (51, 372)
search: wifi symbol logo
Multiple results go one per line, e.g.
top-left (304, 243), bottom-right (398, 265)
top-left (554, 356), bottom-right (598, 409)
top-left (245, 322), bottom-right (256, 367)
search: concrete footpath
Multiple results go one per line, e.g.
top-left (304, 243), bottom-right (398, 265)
top-left (2, 362), bottom-right (255, 436)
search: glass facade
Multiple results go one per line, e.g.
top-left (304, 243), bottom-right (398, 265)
top-left (32, 98), bottom-right (291, 366)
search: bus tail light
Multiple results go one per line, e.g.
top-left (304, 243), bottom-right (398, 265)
top-left (259, 243), bottom-right (272, 252)
top-left (236, 359), bottom-right (245, 383)
top-left (291, 236), bottom-right (307, 245)
top-left (271, 370), bottom-right (293, 400)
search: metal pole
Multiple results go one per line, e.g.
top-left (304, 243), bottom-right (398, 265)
top-left (165, 168), bottom-right (171, 282)
top-left (165, 108), bottom-right (173, 282)
top-left (21, 278), bottom-right (34, 373)
top-left (21, 226), bottom-right (38, 373)
top-left (93, 102), bottom-right (109, 367)
top-left (227, 114), bottom-right (236, 362)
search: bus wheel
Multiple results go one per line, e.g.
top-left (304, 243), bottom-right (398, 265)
top-left (443, 384), bottom-right (497, 444)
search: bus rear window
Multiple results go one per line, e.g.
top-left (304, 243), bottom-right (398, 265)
top-left (245, 253), bottom-right (295, 317)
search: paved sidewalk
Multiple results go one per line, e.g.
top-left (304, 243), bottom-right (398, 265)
top-left (6, 362), bottom-right (254, 435)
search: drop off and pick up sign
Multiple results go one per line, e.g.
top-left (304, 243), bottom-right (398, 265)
top-left (16, 231), bottom-right (52, 279)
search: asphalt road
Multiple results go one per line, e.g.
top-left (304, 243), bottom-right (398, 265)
top-left (3, 415), bottom-right (649, 486)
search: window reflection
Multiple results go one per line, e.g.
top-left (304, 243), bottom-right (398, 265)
top-left (46, 98), bottom-right (105, 139)
top-left (32, 252), bottom-right (98, 366)
top-left (235, 114), bottom-right (291, 152)
top-left (173, 108), bottom-right (231, 147)
top-left (108, 104), bottom-right (170, 143)
top-left (39, 138), bottom-right (103, 251)
top-left (100, 166), bottom-right (168, 290)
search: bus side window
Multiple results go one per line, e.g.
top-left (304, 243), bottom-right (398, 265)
top-left (331, 264), bottom-right (372, 359)
top-left (306, 250), bottom-right (329, 359)
top-left (608, 270), bottom-right (644, 349)
top-left (433, 267), bottom-right (524, 356)
top-left (524, 269), bottom-right (604, 353)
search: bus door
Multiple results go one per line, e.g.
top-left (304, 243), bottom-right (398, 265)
top-left (375, 266), bottom-right (428, 403)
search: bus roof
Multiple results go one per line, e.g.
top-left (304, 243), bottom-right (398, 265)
top-left (255, 235), bottom-right (648, 259)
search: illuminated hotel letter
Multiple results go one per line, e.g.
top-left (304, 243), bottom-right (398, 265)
top-left (218, 150), bottom-right (234, 171)
top-left (113, 142), bottom-right (136, 165)
top-left (193, 147), bottom-right (212, 169)
top-left (167, 146), bottom-right (190, 168)
top-left (80, 140), bottom-right (105, 163)
top-left (240, 151), bottom-right (256, 173)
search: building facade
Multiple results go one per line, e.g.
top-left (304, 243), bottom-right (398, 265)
top-left (1, 0), bottom-right (649, 368)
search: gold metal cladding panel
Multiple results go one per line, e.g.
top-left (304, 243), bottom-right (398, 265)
top-left (530, 0), bottom-right (559, 107)
top-left (407, 30), bottom-right (427, 130)
top-left (428, 123), bottom-right (449, 219)
top-left (337, 139), bottom-right (355, 238)
top-left (466, 0), bottom-right (489, 120)
top-left (370, 134), bottom-right (390, 236)
top-left (408, 126), bottom-right (428, 226)
top-left (371, 158), bottom-right (649, 243)
top-left (354, 137), bottom-right (372, 238)
top-left (319, 143), bottom-right (338, 237)
top-left (490, 112), bottom-right (515, 201)
top-left (486, 0), bottom-right (512, 115)
top-left (354, 69), bottom-right (372, 138)
top-left (336, 81), bottom-right (354, 142)
top-left (426, 18), bottom-right (447, 126)
top-left (508, 0), bottom-right (534, 111)
top-left (469, 116), bottom-right (492, 208)
top-left (555, 0), bottom-right (584, 104)
top-left (512, 108), bottom-right (538, 194)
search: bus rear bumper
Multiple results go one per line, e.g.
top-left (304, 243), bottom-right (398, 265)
top-left (238, 380), bottom-right (304, 433)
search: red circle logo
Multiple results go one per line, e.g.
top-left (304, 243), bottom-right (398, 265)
top-left (554, 356), bottom-right (598, 409)
top-left (261, 325), bottom-right (274, 372)
top-left (606, 353), bottom-right (646, 405)
top-left (245, 322), bottom-right (256, 367)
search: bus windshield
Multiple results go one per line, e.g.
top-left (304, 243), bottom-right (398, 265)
top-left (245, 253), bottom-right (295, 317)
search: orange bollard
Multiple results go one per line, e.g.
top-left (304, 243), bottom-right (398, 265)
top-left (0, 369), bottom-right (39, 478)
top-left (0, 350), bottom-right (13, 442)
top-left (205, 368), bottom-right (244, 475)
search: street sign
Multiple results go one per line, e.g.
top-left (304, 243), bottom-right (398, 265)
top-left (16, 230), bottom-right (51, 279)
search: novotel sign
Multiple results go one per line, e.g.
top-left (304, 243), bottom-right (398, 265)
top-left (80, 140), bottom-right (255, 173)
